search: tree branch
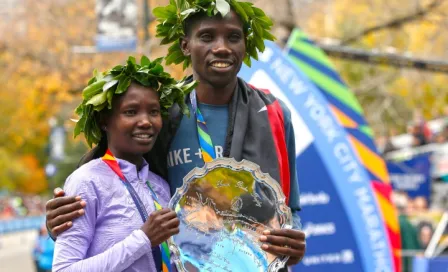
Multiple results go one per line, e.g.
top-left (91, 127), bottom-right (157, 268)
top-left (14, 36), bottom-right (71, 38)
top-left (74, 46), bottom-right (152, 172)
top-left (353, 72), bottom-right (399, 95)
top-left (341, 0), bottom-right (445, 45)
top-left (317, 43), bottom-right (448, 73)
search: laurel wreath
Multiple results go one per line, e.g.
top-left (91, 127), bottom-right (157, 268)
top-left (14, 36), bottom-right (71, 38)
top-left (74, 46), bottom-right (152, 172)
top-left (153, 0), bottom-right (276, 70)
top-left (74, 56), bottom-right (198, 147)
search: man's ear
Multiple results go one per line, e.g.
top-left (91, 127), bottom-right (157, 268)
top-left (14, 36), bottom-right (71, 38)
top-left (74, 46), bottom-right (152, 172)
top-left (180, 36), bottom-right (190, 57)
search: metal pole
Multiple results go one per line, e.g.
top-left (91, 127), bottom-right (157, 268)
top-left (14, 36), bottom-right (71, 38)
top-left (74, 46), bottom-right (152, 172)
top-left (143, 0), bottom-right (150, 43)
top-left (317, 43), bottom-right (448, 74)
top-left (424, 211), bottom-right (448, 258)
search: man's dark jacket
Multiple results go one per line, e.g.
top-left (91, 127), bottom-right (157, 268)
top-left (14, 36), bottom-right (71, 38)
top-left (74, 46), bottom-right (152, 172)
top-left (146, 78), bottom-right (301, 223)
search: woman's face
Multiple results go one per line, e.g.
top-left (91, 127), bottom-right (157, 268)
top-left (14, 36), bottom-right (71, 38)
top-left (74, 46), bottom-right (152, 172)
top-left (105, 83), bottom-right (162, 163)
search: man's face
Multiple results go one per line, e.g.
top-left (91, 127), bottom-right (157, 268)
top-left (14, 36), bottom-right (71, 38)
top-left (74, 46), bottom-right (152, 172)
top-left (181, 10), bottom-right (246, 89)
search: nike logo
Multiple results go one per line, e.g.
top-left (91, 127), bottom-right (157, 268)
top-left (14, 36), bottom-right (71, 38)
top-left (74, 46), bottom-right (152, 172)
top-left (258, 106), bottom-right (267, 113)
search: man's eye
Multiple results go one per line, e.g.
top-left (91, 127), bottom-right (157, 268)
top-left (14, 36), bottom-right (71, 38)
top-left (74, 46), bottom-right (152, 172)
top-left (200, 34), bottom-right (212, 42)
top-left (229, 34), bottom-right (242, 42)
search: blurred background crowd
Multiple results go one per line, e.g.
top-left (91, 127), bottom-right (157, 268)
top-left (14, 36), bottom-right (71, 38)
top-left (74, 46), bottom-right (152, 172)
top-left (0, 194), bottom-right (47, 220)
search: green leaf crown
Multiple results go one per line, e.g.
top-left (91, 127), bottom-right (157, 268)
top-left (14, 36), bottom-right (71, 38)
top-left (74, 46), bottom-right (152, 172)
top-left (153, 0), bottom-right (276, 70)
top-left (74, 56), bottom-right (198, 147)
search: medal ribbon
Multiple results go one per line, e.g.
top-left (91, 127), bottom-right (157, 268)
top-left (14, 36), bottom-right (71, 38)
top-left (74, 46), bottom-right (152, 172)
top-left (190, 90), bottom-right (217, 162)
top-left (102, 149), bottom-right (172, 272)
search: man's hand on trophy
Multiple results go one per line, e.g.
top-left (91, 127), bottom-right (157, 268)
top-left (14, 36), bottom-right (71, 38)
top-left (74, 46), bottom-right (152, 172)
top-left (141, 208), bottom-right (180, 246)
top-left (46, 187), bottom-right (86, 238)
top-left (259, 228), bottom-right (306, 265)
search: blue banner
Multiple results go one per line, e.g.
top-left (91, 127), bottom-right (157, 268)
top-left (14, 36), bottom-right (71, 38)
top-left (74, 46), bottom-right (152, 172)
top-left (387, 154), bottom-right (432, 203)
top-left (238, 41), bottom-right (394, 272)
top-left (413, 256), bottom-right (448, 272)
top-left (0, 216), bottom-right (45, 234)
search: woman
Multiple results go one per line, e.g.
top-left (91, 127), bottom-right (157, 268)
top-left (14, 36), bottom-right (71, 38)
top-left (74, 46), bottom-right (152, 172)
top-left (52, 56), bottom-right (197, 272)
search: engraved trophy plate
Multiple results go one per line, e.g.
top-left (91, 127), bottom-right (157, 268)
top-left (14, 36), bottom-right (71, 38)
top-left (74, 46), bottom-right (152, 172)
top-left (168, 158), bottom-right (292, 272)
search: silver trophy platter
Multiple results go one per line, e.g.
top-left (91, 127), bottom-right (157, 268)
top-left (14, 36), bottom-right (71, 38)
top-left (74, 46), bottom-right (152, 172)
top-left (168, 158), bottom-right (292, 272)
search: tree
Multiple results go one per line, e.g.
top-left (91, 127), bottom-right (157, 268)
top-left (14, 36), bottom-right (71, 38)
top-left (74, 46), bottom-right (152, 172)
top-left (0, 0), bottom-right (176, 193)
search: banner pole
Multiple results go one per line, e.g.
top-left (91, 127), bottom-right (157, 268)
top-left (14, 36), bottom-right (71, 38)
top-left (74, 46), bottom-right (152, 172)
top-left (424, 211), bottom-right (448, 258)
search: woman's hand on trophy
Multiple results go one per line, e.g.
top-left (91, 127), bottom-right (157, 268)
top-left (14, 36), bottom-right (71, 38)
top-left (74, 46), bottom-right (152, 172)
top-left (259, 228), bottom-right (306, 265)
top-left (141, 208), bottom-right (180, 246)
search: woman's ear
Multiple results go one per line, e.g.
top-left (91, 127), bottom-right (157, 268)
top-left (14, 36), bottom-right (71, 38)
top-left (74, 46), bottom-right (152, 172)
top-left (180, 37), bottom-right (191, 57)
top-left (97, 112), bottom-right (108, 132)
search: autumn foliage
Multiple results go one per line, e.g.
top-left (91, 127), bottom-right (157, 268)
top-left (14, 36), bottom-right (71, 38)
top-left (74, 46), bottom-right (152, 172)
top-left (0, 1), bottom-right (149, 192)
top-left (1, 0), bottom-right (447, 192)
top-left (295, 0), bottom-right (448, 131)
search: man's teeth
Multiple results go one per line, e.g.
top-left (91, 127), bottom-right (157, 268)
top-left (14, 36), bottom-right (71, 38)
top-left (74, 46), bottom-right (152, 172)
top-left (134, 134), bottom-right (151, 139)
top-left (211, 62), bottom-right (230, 68)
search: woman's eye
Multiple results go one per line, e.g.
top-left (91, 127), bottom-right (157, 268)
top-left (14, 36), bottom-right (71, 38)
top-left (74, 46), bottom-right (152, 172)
top-left (150, 109), bottom-right (160, 116)
top-left (124, 110), bottom-right (136, 116)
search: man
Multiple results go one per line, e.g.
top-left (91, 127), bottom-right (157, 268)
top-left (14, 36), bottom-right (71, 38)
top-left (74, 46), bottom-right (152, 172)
top-left (46, 0), bottom-right (306, 268)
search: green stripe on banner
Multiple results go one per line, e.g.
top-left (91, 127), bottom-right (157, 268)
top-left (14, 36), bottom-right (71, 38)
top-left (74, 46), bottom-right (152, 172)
top-left (289, 29), bottom-right (334, 68)
top-left (290, 29), bottom-right (308, 39)
top-left (288, 39), bottom-right (334, 69)
top-left (289, 56), bottom-right (364, 114)
top-left (359, 125), bottom-right (374, 138)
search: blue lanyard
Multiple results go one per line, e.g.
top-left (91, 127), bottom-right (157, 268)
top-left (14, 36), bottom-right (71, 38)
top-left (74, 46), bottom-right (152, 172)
top-left (189, 90), bottom-right (217, 162)
top-left (101, 150), bottom-right (165, 271)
